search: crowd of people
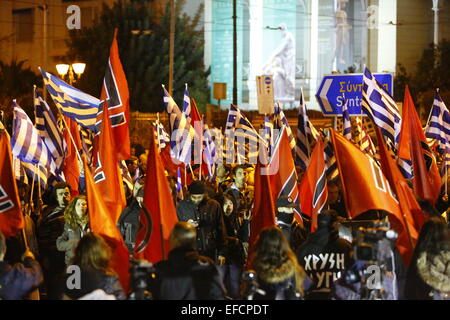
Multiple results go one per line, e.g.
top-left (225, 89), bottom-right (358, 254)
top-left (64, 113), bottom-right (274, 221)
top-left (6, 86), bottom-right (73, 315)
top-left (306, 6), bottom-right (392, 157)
top-left (1, 144), bottom-right (449, 301)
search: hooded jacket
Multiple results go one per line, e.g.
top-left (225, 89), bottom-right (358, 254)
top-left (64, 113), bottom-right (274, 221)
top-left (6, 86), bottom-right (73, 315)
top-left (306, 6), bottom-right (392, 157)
top-left (296, 224), bottom-right (352, 300)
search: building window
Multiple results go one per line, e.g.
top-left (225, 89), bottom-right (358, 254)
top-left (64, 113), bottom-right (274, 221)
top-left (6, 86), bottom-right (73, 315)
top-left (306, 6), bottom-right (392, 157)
top-left (13, 8), bottom-right (34, 43)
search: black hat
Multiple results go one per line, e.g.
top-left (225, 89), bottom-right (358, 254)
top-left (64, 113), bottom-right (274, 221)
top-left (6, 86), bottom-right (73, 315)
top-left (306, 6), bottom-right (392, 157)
top-left (275, 196), bottom-right (296, 208)
top-left (188, 181), bottom-right (205, 195)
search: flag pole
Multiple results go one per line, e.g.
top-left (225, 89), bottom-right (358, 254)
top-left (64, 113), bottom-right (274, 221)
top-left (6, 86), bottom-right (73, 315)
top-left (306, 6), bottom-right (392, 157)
top-left (156, 113), bottom-right (161, 152)
top-left (29, 165), bottom-right (37, 214)
top-left (37, 165), bottom-right (43, 215)
top-left (199, 115), bottom-right (203, 181)
top-left (59, 114), bottom-right (82, 163)
top-left (160, 224), bottom-right (166, 260)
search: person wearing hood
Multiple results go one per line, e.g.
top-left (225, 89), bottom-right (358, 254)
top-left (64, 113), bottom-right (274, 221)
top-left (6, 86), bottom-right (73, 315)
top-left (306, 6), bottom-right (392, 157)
top-left (275, 196), bottom-right (308, 253)
top-left (176, 181), bottom-right (227, 264)
top-left (153, 222), bottom-right (226, 300)
top-left (295, 210), bottom-right (352, 300)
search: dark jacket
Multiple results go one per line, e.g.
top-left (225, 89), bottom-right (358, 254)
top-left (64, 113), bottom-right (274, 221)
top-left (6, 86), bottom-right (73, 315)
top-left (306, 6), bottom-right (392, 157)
top-left (63, 267), bottom-right (126, 300)
top-left (36, 206), bottom-right (66, 272)
top-left (117, 199), bottom-right (141, 253)
top-left (296, 226), bottom-right (352, 300)
top-left (176, 198), bottom-right (226, 260)
top-left (223, 214), bottom-right (250, 266)
top-left (277, 220), bottom-right (308, 254)
top-left (0, 258), bottom-right (43, 300)
top-left (153, 246), bottom-right (226, 300)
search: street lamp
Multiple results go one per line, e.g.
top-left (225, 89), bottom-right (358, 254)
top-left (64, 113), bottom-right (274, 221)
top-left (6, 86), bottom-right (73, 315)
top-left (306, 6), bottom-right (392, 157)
top-left (56, 62), bottom-right (86, 85)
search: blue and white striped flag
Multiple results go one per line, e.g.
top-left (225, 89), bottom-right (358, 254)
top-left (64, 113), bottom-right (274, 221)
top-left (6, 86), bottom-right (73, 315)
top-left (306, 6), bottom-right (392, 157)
top-left (40, 68), bottom-right (101, 131)
top-left (163, 85), bottom-right (195, 164)
top-left (34, 87), bottom-right (67, 173)
top-left (425, 92), bottom-right (450, 168)
top-left (21, 161), bottom-right (48, 189)
top-left (153, 121), bottom-right (170, 150)
top-left (274, 103), bottom-right (296, 150)
top-left (225, 104), bottom-right (264, 164)
top-left (295, 88), bottom-right (319, 170)
top-left (263, 114), bottom-right (274, 157)
top-left (324, 137), bottom-right (339, 180)
top-left (176, 167), bottom-right (184, 202)
top-left (203, 123), bottom-right (217, 178)
top-left (342, 98), bottom-right (352, 140)
top-left (11, 101), bottom-right (56, 175)
top-left (182, 83), bottom-right (191, 123)
top-left (362, 67), bottom-right (401, 150)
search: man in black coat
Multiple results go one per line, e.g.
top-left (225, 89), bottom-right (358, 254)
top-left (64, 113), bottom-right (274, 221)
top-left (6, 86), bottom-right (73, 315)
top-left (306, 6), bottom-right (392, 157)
top-left (152, 222), bottom-right (226, 300)
top-left (176, 181), bottom-right (227, 264)
top-left (296, 210), bottom-right (352, 300)
top-left (118, 186), bottom-right (144, 254)
top-left (0, 232), bottom-right (44, 300)
top-left (275, 196), bottom-right (308, 253)
top-left (36, 182), bottom-right (71, 299)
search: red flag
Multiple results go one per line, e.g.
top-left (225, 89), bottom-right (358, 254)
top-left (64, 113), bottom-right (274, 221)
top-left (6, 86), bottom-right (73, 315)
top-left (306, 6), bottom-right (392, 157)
top-left (99, 28), bottom-right (130, 161)
top-left (330, 129), bottom-right (401, 219)
top-left (63, 117), bottom-right (81, 197)
top-left (134, 128), bottom-right (178, 263)
top-left (190, 97), bottom-right (208, 178)
top-left (398, 86), bottom-right (441, 203)
top-left (376, 127), bottom-right (422, 266)
top-left (0, 129), bottom-right (24, 238)
top-left (299, 137), bottom-right (328, 232)
top-left (93, 105), bottom-right (126, 224)
top-left (249, 151), bottom-right (276, 249)
top-left (268, 127), bottom-right (303, 227)
top-left (83, 158), bottom-right (130, 293)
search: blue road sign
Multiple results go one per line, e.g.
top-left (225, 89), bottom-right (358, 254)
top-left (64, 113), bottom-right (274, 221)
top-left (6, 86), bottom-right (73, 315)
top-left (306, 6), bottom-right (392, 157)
top-left (315, 73), bottom-right (393, 116)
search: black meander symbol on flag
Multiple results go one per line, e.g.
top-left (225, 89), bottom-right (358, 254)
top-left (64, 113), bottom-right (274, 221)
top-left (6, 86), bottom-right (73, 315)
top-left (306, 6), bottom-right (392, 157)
top-left (0, 185), bottom-right (14, 213)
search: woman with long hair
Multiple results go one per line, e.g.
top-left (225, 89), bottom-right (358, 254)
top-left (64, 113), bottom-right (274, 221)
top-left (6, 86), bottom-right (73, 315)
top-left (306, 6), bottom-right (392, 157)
top-left (56, 196), bottom-right (89, 266)
top-left (405, 217), bottom-right (450, 299)
top-left (246, 226), bottom-right (307, 300)
top-left (63, 233), bottom-right (125, 300)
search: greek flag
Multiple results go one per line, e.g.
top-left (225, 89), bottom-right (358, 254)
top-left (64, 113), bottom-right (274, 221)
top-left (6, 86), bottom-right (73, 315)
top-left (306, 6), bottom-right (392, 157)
top-left (11, 101), bottom-right (56, 175)
top-left (182, 84), bottom-right (191, 123)
top-left (40, 68), bottom-right (100, 131)
top-left (274, 103), bottom-right (296, 150)
top-left (362, 67), bottom-right (401, 150)
top-left (34, 87), bottom-right (67, 172)
top-left (176, 167), bottom-right (184, 202)
top-left (163, 85), bottom-right (195, 164)
top-left (80, 127), bottom-right (94, 163)
top-left (425, 92), bottom-right (450, 168)
top-left (295, 88), bottom-right (319, 170)
top-left (153, 121), bottom-right (170, 150)
top-left (225, 104), bottom-right (264, 164)
top-left (324, 138), bottom-right (339, 181)
top-left (354, 117), bottom-right (377, 158)
top-left (342, 99), bottom-right (352, 140)
top-left (21, 161), bottom-right (48, 189)
top-left (263, 114), bottom-right (274, 157)
top-left (203, 123), bottom-right (217, 178)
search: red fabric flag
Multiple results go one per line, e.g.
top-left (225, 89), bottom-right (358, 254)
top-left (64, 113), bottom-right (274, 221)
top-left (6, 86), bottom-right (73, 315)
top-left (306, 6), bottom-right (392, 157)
top-left (83, 158), bottom-right (130, 293)
top-left (299, 137), bottom-right (328, 232)
top-left (99, 28), bottom-right (130, 161)
top-left (63, 117), bottom-right (81, 197)
top-left (268, 127), bottom-right (303, 227)
top-left (246, 148), bottom-right (276, 268)
top-left (0, 129), bottom-right (24, 238)
top-left (134, 128), bottom-right (178, 263)
top-left (330, 129), bottom-right (401, 219)
top-left (376, 127), bottom-right (423, 266)
top-left (398, 86), bottom-right (441, 203)
top-left (93, 105), bottom-right (126, 224)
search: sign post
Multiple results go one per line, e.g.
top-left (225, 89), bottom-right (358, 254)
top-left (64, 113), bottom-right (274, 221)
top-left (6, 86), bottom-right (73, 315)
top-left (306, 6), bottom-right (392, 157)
top-left (315, 73), bottom-right (393, 116)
